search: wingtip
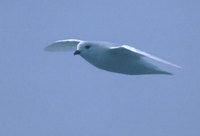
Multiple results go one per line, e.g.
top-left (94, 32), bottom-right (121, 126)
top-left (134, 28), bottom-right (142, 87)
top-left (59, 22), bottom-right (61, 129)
top-left (172, 64), bottom-right (182, 69)
top-left (177, 66), bottom-right (183, 69)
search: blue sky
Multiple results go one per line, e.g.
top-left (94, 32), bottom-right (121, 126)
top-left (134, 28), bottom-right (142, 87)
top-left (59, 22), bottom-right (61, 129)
top-left (0, 0), bottom-right (200, 136)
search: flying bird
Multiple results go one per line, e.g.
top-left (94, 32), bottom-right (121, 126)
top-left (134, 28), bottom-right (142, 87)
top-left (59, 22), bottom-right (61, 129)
top-left (45, 39), bottom-right (181, 75)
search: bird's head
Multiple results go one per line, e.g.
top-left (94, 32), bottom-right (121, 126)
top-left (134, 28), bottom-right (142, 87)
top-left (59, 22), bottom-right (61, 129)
top-left (73, 42), bottom-right (108, 57)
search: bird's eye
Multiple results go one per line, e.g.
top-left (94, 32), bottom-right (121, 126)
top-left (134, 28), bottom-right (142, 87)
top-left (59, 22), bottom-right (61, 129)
top-left (85, 45), bottom-right (90, 49)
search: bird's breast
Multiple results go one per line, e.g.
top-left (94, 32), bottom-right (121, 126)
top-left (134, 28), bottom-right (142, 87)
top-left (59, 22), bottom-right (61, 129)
top-left (81, 51), bottom-right (127, 72)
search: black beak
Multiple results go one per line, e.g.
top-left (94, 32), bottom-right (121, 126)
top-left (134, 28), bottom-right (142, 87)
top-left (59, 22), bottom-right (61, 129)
top-left (74, 50), bottom-right (81, 55)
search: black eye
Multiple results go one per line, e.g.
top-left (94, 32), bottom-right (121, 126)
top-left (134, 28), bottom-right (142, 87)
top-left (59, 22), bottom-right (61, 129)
top-left (85, 45), bottom-right (90, 49)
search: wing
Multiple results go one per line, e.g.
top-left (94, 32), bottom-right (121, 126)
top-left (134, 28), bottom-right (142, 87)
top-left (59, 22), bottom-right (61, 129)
top-left (44, 39), bottom-right (83, 52)
top-left (110, 45), bottom-right (181, 68)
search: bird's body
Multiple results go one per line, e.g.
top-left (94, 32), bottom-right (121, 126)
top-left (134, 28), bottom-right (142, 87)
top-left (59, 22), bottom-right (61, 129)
top-left (45, 39), bottom-right (181, 75)
top-left (79, 42), bottom-right (171, 75)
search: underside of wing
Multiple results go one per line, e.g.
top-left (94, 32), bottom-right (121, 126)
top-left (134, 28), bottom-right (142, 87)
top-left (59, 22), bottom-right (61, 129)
top-left (45, 39), bottom-right (83, 52)
top-left (110, 45), bottom-right (181, 68)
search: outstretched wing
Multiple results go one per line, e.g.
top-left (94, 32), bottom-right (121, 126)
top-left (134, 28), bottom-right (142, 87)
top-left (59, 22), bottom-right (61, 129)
top-left (45, 39), bottom-right (83, 52)
top-left (110, 45), bottom-right (181, 68)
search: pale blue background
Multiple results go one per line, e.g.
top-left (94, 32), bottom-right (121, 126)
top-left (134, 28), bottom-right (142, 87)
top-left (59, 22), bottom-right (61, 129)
top-left (0, 0), bottom-right (199, 136)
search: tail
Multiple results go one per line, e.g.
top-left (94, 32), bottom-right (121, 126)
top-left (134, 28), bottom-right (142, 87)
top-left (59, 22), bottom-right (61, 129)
top-left (155, 70), bottom-right (173, 75)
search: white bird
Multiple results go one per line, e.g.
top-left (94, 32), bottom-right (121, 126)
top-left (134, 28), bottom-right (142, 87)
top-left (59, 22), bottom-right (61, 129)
top-left (45, 39), bottom-right (181, 75)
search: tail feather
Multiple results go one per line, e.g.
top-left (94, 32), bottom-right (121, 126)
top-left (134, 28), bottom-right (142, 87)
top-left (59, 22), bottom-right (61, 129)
top-left (155, 70), bottom-right (173, 75)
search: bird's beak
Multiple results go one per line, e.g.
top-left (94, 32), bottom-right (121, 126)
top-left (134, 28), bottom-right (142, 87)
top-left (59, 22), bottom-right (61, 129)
top-left (74, 50), bottom-right (81, 55)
